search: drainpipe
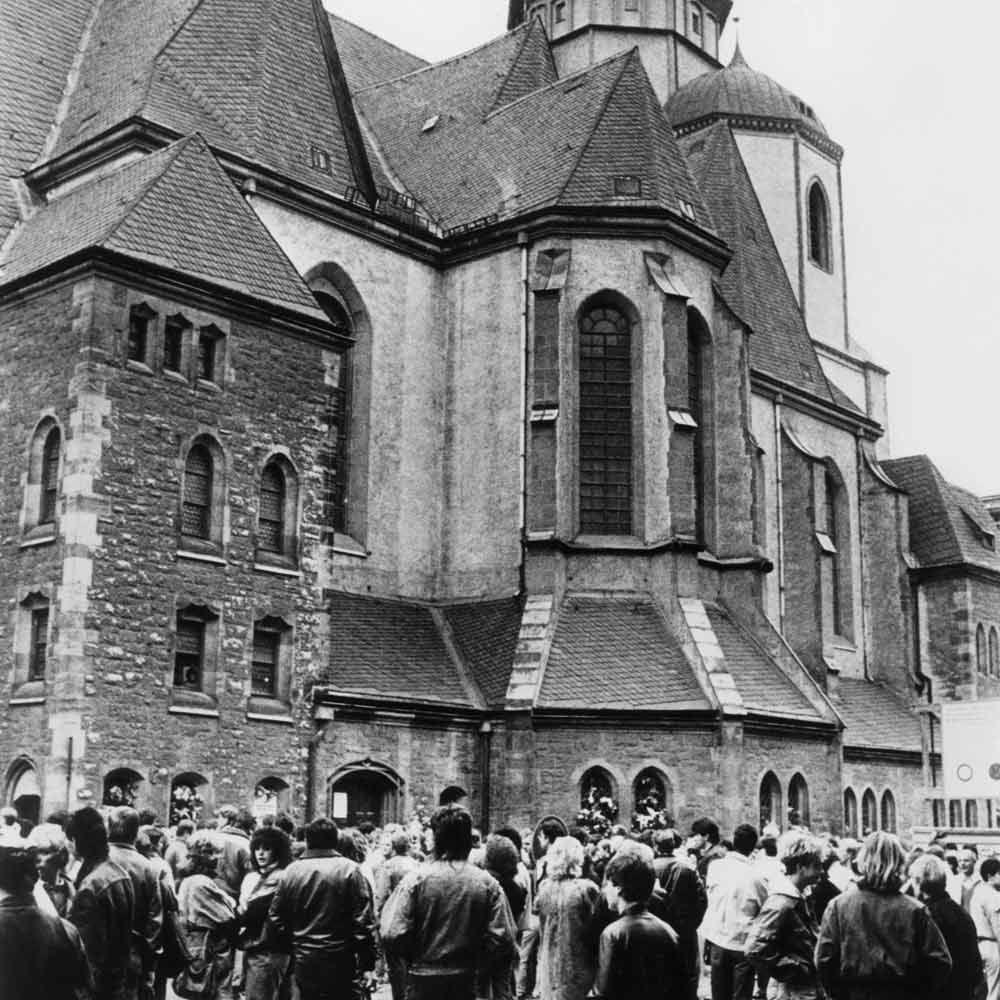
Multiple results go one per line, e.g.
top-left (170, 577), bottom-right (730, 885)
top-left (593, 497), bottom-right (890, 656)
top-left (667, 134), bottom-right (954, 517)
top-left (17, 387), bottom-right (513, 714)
top-left (773, 394), bottom-right (786, 628)
top-left (518, 231), bottom-right (530, 597)
top-left (479, 721), bottom-right (493, 832)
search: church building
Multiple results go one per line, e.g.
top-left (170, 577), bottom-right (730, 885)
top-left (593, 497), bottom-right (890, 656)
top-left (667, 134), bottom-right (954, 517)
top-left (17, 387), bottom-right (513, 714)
top-left (1, 0), bottom-right (993, 836)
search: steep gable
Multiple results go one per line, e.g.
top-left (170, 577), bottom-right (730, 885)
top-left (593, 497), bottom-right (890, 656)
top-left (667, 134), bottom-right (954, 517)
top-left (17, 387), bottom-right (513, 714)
top-left (328, 13), bottom-right (428, 94)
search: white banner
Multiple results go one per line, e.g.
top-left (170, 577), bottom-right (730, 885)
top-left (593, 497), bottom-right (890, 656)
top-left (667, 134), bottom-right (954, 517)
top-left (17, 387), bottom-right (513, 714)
top-left (941, 700), bottom-right (1000, 799)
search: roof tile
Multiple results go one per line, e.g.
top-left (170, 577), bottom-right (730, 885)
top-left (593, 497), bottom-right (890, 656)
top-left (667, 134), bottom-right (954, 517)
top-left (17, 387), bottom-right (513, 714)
top-left (442, 598), bottom-right (522, 708)
top-left (836, 677), bottom-right (922, 753)
top-left (328, 13), bottom-right (427, 94)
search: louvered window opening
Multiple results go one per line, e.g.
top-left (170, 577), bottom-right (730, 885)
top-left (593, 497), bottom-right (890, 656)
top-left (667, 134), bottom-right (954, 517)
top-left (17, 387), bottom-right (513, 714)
top-left (40, 430), bottom-right (60, 525)
top-left (259, 464), bottom-right (285, 553)
top-left (183, 446), bottom-right (213, 539)
top-left (688, 327), bottom-right (704, 542)
top-left (579, 306), bottom-right (632, 535)
top-left (29, 607), bottom-right (49, 681)
top-left (174, 615), bottom-right (204, 689)
top-left (252, 628), bottom-right (280, 697)
top-left (320, 350), bottom-right (350, 541)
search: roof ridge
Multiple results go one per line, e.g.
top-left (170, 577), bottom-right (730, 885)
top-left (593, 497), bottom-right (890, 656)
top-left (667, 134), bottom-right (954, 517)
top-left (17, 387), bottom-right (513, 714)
top-left (328, 11), bottom-right (428, 68)
top-left (488, 14), bottom-right (554, 115)
top-left (554, 49), bottom-right (636, 205)
top-left (146, 0), bottom-right (205, 110)
top-left (922, 456), bottom-right (967, 560)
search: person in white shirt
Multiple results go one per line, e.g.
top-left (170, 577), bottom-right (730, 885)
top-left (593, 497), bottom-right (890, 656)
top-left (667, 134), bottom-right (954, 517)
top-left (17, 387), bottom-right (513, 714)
top-left (970, 857), bottom-right (1000, 1000)
top-left (701, 823), bottom-right (768, 1000)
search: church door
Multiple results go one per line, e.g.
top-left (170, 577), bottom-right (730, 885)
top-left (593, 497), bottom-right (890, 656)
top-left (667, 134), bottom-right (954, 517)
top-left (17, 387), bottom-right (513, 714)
top-left (329, 770), bottom-right (397, 827)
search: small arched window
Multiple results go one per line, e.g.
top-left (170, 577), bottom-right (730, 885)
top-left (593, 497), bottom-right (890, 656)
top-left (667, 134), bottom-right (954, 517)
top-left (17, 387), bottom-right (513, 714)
top-left (880, 790), bottom-right (897, 833)
top-left (183, 444), bottom-right (213, 540)
top-left (580, 766), bottom-right (614, 810)
top-left (37, 426), bottom-right (61, 526)
top-left (259, 462), bottom-right (286, 554)
top-left (103, 768), bottom-right (144, 808)
top-left (760, 771), bottom-right (782, 830)
top-left (808, 180), bottom-right (832, 271)
top-left (861, 788), bottom-right (878, 834)
top-left (990, 628), bottom-right (999, 678)
top-left (579, 301), bottom-right (633, 536)
top-left (633, 768), bottom-right (671, 822)
top-left (977, 625), bottom-right (988, 675)
top-left (253, 777), bottom-right (290, 819)
top-left (789, 773), bottom-right (810, 827)
top-left (843, 788), bottom-right (858, 837)
top-left (170, 772), bottom-right (208, 826)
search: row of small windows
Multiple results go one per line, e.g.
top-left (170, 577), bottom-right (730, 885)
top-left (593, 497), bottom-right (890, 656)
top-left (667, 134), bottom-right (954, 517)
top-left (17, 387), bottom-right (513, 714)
top-left (579, 765), bottom-right (672, 815)
top-left (525, 1), bottom-right (709, 41)
top-left (975, 624), bottom-right (1000, 677)
top-left (843, 787), bottom-right (896, 837)
top-left (931, 799), bottom-right (997, 829)
top-left (127, 304), bottom-right (223, 384)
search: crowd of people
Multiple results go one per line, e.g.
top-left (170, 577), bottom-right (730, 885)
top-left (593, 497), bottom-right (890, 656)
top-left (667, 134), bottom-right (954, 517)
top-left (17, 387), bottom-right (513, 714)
top-left (0, 798), bottom-right (998, 1000)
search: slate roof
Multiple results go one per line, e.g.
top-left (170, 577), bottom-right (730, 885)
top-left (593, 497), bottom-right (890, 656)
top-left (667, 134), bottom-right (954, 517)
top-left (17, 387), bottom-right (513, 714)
top-left (442, 598), bottom-right (522, 708)
top-left (0, 0), bottom-right (98, 242)
top-left (539, 596), bottom-right (710, 711)
top-left (882, 455), bottom-right (1000, 573)
top-left (329, 13), bottom-right (428, 95)
top-left (836, 678), bottom-right (922, 753)
top-left (0, 135), bottom-right (326, 317)
top-left (46, 0), bottom-right (381, 198)
top-left (683, 122), bottom-right (834, 402)
top-left (705, 605), bottom-right (822, 719)
top-left (357, 28), bottom-right (713, 234)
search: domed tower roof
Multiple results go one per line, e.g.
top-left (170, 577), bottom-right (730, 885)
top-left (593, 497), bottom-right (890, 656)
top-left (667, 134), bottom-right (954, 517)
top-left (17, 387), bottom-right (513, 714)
top-left (666, 45), bottom-right (840, 157)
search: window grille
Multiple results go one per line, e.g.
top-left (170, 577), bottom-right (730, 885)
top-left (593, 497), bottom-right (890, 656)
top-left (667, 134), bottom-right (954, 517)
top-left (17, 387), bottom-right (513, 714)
top-left (174, 614), bottom-right (204, 689)
top-left (183, 446), bottom-right (213, 539)
top-left (259, 464), bottom-right (285, 553)
top-left (40, 429), bottom-right (60, 525)
top-left (251, 626), bottom-right (280, 697)
top-left (579, 305), bottom-right (632, 534)
top-left (28, 606), bottom-right (49, 681)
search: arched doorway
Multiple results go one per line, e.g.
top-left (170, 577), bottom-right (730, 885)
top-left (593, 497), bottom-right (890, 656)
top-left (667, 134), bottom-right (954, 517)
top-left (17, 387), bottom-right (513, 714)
top-left (6, 760), bottom-right (40, 826)
top-left (328, 761), bottom-right (402, 828)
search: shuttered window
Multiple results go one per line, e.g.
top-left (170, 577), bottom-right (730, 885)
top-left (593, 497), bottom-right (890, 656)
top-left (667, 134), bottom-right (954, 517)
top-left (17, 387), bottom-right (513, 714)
top-left (39, 429), bottom-right (60, 525)
top-left (259, 463), bottom-right (285, 553)
top-left (579, 305), bottom-right (632, 535)
top-left (183, 445), bottom-right (213, 539)
top-left (174, 614), bottom-right (204, 689)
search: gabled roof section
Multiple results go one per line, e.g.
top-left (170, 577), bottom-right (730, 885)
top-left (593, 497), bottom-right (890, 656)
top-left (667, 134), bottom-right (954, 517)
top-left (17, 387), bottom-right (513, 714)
top-left (836, 678), bottom-right (921, 754)
top-left (47, 0), bottom-right (379, 201)
top-left (442, 597), bottom-right (522, 709)
top-left (0, 136), bottom-right (326, 317)
top-left (490, 17), bottom-right (558, 113)
top-left (328, 13), bottom-right (428, 95)
top-left (538, 595), bottom-right (710, 711)
top-left (359, 44), bottom-right (713, 234)
top-left (0, 0), bottom-right (100, 241)
top-left (882, 455), bottom-right (1000, 573)
top-left (683, 122), bottom-right (834, 402)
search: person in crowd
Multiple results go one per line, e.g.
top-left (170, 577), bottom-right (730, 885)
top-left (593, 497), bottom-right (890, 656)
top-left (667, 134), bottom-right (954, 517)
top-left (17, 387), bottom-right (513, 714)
top-left (970, 856), bottom-right (1000, 1000)
top-left (176, 832), bottom-right (238, 1000)
top-left (702, 823), bottom-right (767, 1000)
top-left (816, 831), bottom-right (951, 1000)
top-left (753, 826), bottom-right (783, 887)
top-left (238, 826), bottom-right (292, 1000)
top-left (652, 828), bottom-right (706, 1000)
top-left (267, 817), bottom-right (376, 1000)
top-left (962, 847), bottom-right (983, 910)
top-left (805, 841), bottom-right (840, 927)
top-left (377, 830), bottom-right (421, 1000)
top-left (27, 822), bottom-right (75, 917)
top-left (482, 834), bottom-right (527, 1000)
top-left (827, 839), bottom-right (858, 893)
top-left (381, 804), bottom-right (516, 1000)
top-left (67, 805), bottom-right (135, 1000)
top-left (0, 844), bottom-right (93, 1000)
top-left (744, 831), bottom-right (824, 1000)
top-left (593, 851), bottom-right (685, 1000)
top-left (534, 835), bottom-right (601, 1000)
top-left (689, 816), bottom-right (725, 880)
top-left (108, 805), bottom-right (165, 1000)
top-left (216, 806), bottom-right (254, 900)
top-left (492, 826), bottom-right (537, 1000)
top-left (515, 818), bottom-right (561, 1000)
top-left (912, 853), bottom-right (985, 1000)
top-left (165, 818), bottom-right (194, 883)
top-left (0, 806), bottom-right (23, 845)
top-left (138, 826), bottom-right (175, 894)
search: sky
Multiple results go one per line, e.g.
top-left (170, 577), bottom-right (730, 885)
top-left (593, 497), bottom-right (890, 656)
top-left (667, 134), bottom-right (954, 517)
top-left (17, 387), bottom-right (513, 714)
top-left (325, 0), bottom-right (1000, 493)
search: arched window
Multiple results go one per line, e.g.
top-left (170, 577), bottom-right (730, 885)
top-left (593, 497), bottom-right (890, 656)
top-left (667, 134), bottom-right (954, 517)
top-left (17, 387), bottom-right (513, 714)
top-left (789, 773), bottom-right (810, 827)
top-left (170, 772), bottom-right (208, 826)
top-left (182, 444), bottom-right (213, 540)
top-left (258, 463), bottom-right (285, 553)
top-left (580, 766), bottom-right (614, 809)
top-left (807, 180), bottom-right (832, 271)
top-left (990, 628), bottom-right (999, 678)
top-left (103, 768), bottom-right (144, 808)
top-left (966, 800), bottom-right (979, 828)
top-left (5, 759), bottom-right (41, 826)
top-left (687, 310), bottom-right (708, 544)
top-left (843, 788), bottom-right (858, 837)
top-left (821, 461), bottom-right (853, 640)
top-left (977, 625), bottom-right (988, 675)
top-left (861, 788), bottom-right (878, 834)
top-left (579, 301), bottom-right (633, 535)
top-left (39, 427), bottom-right (61, 525)
top-left (880, 790), bottom-right (897, 833)
top-left (633, 768), bottom-right (671, 823)
top-left (760, 771), bottom-right (782, 830)
top-left (253, 776), bottom-right (290, 819)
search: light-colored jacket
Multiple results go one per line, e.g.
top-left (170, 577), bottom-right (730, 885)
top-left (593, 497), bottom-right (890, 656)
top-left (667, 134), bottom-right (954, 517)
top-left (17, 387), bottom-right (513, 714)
top-left (700, 851), bottom-right (767, 951)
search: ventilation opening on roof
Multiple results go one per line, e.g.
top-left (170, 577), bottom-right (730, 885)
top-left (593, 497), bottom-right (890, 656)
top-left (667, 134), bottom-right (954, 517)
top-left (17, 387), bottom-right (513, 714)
top-left (678, 199), bottom-right (696, 220)
top-left (422, 115), bottom-right (441, 133)
top-left (311, 146), bottom-right (332, 174)
top-left (563, 77), bottom-right (588, 93)
top-left (613, 176), bottom-right (642, 197)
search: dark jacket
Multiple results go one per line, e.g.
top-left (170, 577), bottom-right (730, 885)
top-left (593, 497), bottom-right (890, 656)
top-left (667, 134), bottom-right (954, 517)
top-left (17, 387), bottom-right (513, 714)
top-left (653, 855), bottom-right (708, 938)
top-left (240, 866), bottom-right (285, 953)
top-left (925, 893), bottom-right (986, 1000)
top-left (109, 842), bottom-right (164, 968)
top-left (816, 885), bottom-right (952, 1000)
top-left (593, 903), bottom-right (686, 1000)
top-left (807, 873), bottom-right (840, 926)
top-left (217, 826), bottom-right (252, 899)
top-left (69, 856), bottom-right (135, 1000)
top-left (0, 894), bottom-right (93, 1000)
top-left (744, 877), bottom-right (819, 987)
top-left (267, 849), bottom-right (375, 970)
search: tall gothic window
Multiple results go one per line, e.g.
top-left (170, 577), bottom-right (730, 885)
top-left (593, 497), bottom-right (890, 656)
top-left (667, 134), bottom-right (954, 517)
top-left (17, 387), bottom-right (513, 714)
top-left (977, 624), bottom-right (988, 675)
top-left (316, 293), bottom-right (353, 541)
top-left (182, 445), bottom-right (213, 540)
top-left (258, 462), bottom-right (286, 554)
top-left (759, 771), bottom-right (782, 830)
top-left (843, 788), bottom-right (858, 837)
top-left (579, 303), bottom-right (632, 535)
top-left (825, 469), bottom-right (842, 634)
top-left (862, 788), bottom-right (878, 835)
top-left (880, 790), bottom-right (897, 833)
top-left (789, 773), bottom-right (810, 827)
top-left (687, 313), bottom-right (707, 543)
top-left (28, 604), bottom-right (50, 682)
top-left (39, 427), bottom-right (61, 526)
top-left (808, 181), bottom-right (832, 271)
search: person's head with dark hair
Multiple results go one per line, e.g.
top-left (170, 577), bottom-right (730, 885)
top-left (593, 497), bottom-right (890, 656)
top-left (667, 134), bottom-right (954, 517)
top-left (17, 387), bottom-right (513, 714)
top-left (638, 828), bottom-right (654, 847)
top-left (274, 812), bottom-right (296, 837)
top-left (690, 817), bottom-right (720, 846)
top-left (358, 821), bottom-right (376, 838)
top-left (137, 809), bottom-right (158, 827)
top-left (185, 832), bottom-right (223, 878)
top-left (653, 829), bottom-right (677, 857)
top-left (485, 835), bottom-right (520, 881)
top-left (439, 786), bottom-right (468, 807)
top-left (338, 828), bottom-right (369, 863)
top-left (732, 824), bottom-right (758, 857)
top-left (539, 819), bottom-right (563, 847)
top-left (788, 809), bottom-right (803, 828)
top-left (304, 817), bottom-right (339, 852)
top-left (44, 809), bottom-right (70, 830)
top-left (980, 857), bottom-right (1000, 883)
top-left (175, 819), bottom-right (195, 839)
top-left (233, 808), bottom-right (256, 835)
top-left (66, 807), bottom-right (108, 863)
top-left (431, 805), bottom-right (473, 861)
top-left (250, 826), bottom-right (292, 872)
top-left (140, 825), bottom-right (166, 857)
top-left (493, 825), bottom-right (523, 854)
top-left (0, 847), bottom-right (39, 896)
top-left (107, 806), bottom-right (140, 846)
top-left (216, 805), bottom-right (238, 827)
top-left (567, 825), bottom-right (589, 847)
top-left (604, 852), bottom-right (655, 911)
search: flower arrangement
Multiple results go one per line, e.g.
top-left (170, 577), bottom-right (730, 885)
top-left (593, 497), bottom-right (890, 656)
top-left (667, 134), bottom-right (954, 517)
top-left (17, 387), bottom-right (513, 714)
top-left (169, 782), bottom-right (204, 826)
top-left (631, 772), bottom-right (673, 832)
top-left (576, 783), bottom-right (619, 840)
top-left (103, 780), bottom-right (138, 808)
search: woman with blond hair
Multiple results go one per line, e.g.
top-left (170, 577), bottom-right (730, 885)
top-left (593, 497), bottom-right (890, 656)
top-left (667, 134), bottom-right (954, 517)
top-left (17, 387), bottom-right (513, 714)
top-left (534, 835), bottom-right (601, 1000)
top-left (815, 831), bottom-right (952, 1000)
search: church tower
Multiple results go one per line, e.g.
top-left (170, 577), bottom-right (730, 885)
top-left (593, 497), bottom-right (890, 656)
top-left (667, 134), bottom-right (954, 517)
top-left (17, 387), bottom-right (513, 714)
top-left (508, 0), bottom-right (732, 103)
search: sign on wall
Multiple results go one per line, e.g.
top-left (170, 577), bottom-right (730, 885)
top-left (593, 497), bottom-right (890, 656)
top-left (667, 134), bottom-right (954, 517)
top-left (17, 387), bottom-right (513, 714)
top-left (941, 700), bottom-right (1000, 799)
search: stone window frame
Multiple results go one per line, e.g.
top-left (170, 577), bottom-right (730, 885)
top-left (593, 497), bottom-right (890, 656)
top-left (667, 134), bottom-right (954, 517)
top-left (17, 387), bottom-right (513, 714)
top-left (578, 764), bottom-right (618, 810)
top-left (631, 765), bottom-right (672, 821)
top-left (976, 623), bottom-right (988, 675)
top-left (861, 787), bottom-right (878, 835)
top-left (178, 433), bottom-right (228, 558)
top-left (102, 767), bottom-right (145, 808)
top-left (196, 324), bottom-right (225, 386)
top-left (169, 601), bottom-right (221, 712)
top-left (22, 416), bottom-right (64, 543)
top-left (843, 787), bottom-right (858, 837)
top-left (11, 589), bottom-right (54, 701)
top-left (880, 789), bottom-right (897, 833)
top-left (126, 302), bottom-right (158, 370)
top-left (807, 178), bottom-right (833, 273)
top-left (253, 776), bottom-right (291, 818)
top-left (788, 772), bottom-right (810, 827)
top-left (685, 306), bottom-right (716, 548)
top-left (819, 458), bottom-right (855, 642)
top-left (247, 614), bottom-right (293, 717)
top-left (162, 312), bottom-right (192, 377)
top-left (760, 770), bottom-right (783, 831)
top-left (255, 452), bottom-right (300, 569)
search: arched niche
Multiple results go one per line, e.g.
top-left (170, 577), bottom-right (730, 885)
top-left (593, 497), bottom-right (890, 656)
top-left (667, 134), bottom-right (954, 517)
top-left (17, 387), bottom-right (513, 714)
top-left (328, 759), bottom-right (403, 828)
